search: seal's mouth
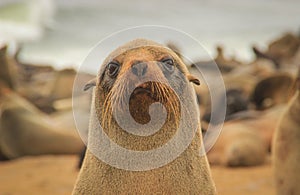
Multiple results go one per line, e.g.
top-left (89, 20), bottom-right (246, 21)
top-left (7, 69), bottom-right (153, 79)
top-left (128, 81), bottom-right (174, 124)
top-left (101, 80), bottom-right (180, 127)
top-left (132, 82), bottom-right (159, 101)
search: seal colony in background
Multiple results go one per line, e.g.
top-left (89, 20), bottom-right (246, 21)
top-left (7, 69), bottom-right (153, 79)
top-left (0, 29), bottom-right (299, 194)
top-left (73, 39), bottom-right (217, 194)
top-left (0, 45), bottom-right (84, 160)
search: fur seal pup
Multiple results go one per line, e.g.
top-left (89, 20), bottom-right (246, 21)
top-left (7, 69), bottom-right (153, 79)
top-left (73, 39), bottom-right (216, 194)
top-left (273, 71), bottom-right (300, 195)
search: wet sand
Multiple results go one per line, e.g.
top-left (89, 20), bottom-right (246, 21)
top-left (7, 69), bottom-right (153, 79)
top-left (0, 155), bottom-right (274, 195)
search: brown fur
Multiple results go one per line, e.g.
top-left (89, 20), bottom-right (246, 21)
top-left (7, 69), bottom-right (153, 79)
top-left (207, 105), bottom-right (285, 167)
top-left (0, 45), bottom-right (17, 89)
top-left (267, 33), bottom-right (300, 64)
top-left (244, 106), bottom-right (286, 151)
top-left (273, 81), bottom-right (300, 194)
top-left (214, 46), bottom-right (242, 72)
top-left (73, 39), bottom-right (216, 194)
top-left (0, 85), bottom-right (83, 159)
top-left (251, 73), bottom-right (295, 110)
top-left (50, 68), bottom-right (77, 100)
top-left (17, 68), bottom-right (78, 113)
top-left (207, 121), bottom-right (267, 167)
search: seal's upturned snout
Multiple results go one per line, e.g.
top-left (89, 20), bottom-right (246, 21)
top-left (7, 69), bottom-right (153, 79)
top-left (131, 62), bottom-right (148, 77)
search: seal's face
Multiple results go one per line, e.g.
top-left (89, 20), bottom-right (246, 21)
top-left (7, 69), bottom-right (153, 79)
top-left (84, 40), bottom-right (200, 150)
top-left (99, 45), bottom-right (189, 126)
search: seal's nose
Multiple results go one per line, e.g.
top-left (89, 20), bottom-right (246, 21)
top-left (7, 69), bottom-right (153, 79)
top-left (131, 62), bottom-right (148, 77)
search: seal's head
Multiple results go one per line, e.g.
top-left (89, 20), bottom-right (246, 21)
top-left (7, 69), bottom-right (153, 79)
top-left (85, 39), bottom-right (200, 150)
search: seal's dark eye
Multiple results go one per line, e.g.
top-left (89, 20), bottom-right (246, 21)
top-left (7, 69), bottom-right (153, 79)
top-left (107, 61), bottom-right (120, 77)
top-left (161, 57), bottom-right (174, 72)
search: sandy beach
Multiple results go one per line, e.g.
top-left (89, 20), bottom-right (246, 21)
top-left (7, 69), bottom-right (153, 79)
top-left (0, 155), bottom-right (274, 195)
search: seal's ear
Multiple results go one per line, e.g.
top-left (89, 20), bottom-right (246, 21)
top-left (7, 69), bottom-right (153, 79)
top-left (83, 78), bottom-right (97, 91)
top-left (187, 74), bottom-right (200, 85)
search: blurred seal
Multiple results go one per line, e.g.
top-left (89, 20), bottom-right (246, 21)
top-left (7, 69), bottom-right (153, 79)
top-left (273, 69), bottom-right (300, 195)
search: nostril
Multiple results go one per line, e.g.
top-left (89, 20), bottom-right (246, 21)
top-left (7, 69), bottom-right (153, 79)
top-left (131, 63), bottom-right (148, 77)
top-left (142, 64), bottom-right (147, 76)
top-left (132, 66), bottom-right (138, 76)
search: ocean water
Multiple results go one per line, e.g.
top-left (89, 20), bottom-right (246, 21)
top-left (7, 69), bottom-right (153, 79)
top-left (1, 0), bottom-right (300, 72)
